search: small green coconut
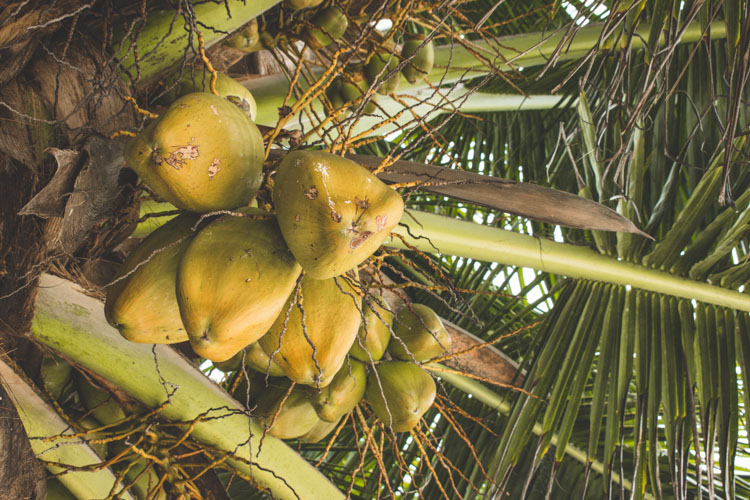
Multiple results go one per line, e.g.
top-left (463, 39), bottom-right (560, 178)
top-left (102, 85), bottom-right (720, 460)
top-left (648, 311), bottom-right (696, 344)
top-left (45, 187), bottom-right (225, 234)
top-left (255, 380), bottom-right (320, 439)
top-left (388, 303), bottom-right (451, 362)
top-left (365, 52), bottom-right (401, 95)
top-left (400, 34), bottom-right (434, 83)
top-left (304, 6), bottom-right (348, 48)
top-left (311, 359), bottom-right (367, 422)
top-left (349, 296), bottom-right (393, 362)
top-left (298, 415), bottom-right (341, 443)
top-left (365, 361), bottom-right (436, 432)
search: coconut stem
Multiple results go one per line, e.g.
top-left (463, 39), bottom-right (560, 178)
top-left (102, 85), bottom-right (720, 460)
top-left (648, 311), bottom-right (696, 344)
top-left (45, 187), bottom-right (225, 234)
top-left (115, 0), bottom-right (282, 88)
top-left (386, 210), bottom-right (750, 312)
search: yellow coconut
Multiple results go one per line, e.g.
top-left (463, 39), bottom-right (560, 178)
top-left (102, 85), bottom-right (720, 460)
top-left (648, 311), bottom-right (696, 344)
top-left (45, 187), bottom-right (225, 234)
top-left (176, 209), bottom-right (302, 362)
top-left (388, 303), bottom-right (451, 362)
top-left (365, 361), bottom-right (436, 432)
top-left (124, 92), bottom-right (264, 213)
top-left (273, 150), bottom-right (404, 279)
top-left (105, 213), bottom-right (199, 345)
top-left (258, 274), bottom-right (362, 387)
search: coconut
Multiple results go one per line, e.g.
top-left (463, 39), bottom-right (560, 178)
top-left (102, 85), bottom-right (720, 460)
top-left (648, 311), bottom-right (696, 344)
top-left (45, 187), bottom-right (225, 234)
top-left (258, 274), bottom-right (362, 387)
top-left (176, 209), bottom-right (302, 362)
top-left (105, 213), bottom-right (200, 345)
top-left (124, 92), bottom-right (264, 213)
top-left (400, 34), bottom-right (434, 83)
top-left (349, 296), bottom-right (393, 362)
top-left (273, 150), bottom-right (404, 279)
top-left (285, 0), bottom-right (324, 10)
top-left (365, 361), bottom-right (436, 432)
top-left (365, 52), bottom-right (401, 95)
top-left (223, 19), bottom-right (261, 56)
top-left (158, 70), bottom-right (258, 121)
top-left (388, 304), bottom-right (451, 362)
top-left (304, 6), bottom-right (348, 48)
top-left (299, 416), bottom-right (341, 443)
top-left (255, 379), bottom-right (320, 439)
top-left (244, 342), bottom-right (287, 377)
top-left (311, 358), bottom-right (366, 422)
top-left (40, 354), bottom-right (73, 401)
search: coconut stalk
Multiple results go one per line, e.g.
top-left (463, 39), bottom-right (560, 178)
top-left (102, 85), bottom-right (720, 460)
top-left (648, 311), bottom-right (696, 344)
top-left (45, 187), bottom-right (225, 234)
top-left (386, 210), bottom-right (750, 312)
top-left (246, 20), bottom-right (726, 129)
top-left (432, 366), bottom-right (652, 498)
top-left (115, 0), bottom-right (282, 88)
top-left (30, 274), bottom-right (344, 500)
top-left (0, 357), bottom-right (136, 500)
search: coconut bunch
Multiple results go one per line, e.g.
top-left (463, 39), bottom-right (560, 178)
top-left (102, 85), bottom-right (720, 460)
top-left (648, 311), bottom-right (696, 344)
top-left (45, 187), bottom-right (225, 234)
top-left (107, 70), bottom-right (452, 436)
top-left (214, 299), bottom-right (451, 437)
top-left (321, 30), bottom-right (434, 116)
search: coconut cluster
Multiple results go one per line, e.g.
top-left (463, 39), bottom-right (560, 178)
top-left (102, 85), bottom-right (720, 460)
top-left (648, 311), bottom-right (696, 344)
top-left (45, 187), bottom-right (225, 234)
top-left (110, 74), bottom-right (449, 436)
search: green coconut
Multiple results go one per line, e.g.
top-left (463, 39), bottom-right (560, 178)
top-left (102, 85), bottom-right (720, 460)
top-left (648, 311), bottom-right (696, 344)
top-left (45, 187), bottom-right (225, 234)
top-left (40, 354), bottom-right (73, 401)
top-left (311, 359), bottom-right (366, 422)
top-left (105, 213), bottom-right (199, 345)
top-left (285, 0), bottom-right (324, 10)
top-left (76, 375), bottom-right (128, 426)
top-left (244, 342), bottom-right (287, 377)
top-left (273, 150), bottom-right (404, 279)
top-left (365, 52), bottom-right (401, 95)
top-left (159, 70), bottom-right (258, 121)
top-left (388, 303), bottom-right (452, 362)
top-left (223, 19), bottom-right (261, 55)
top-left (400, 34), bottom-right (434, 83)
top-left (255, 380), bottom-right (319, 439)
top-left (324, 77), bottom-right (346, 114)
top-left (259, 274), bottom-right (362, 387)
top-left (124, 92), bottom-right (264, 213)
top-left (77, 416), bottom-right (108, 458)
top-left (176, 209), bottom-right (302, 362)
top-left (349, 296), bottom-right (393, 362)
top-left (340, 71), bottom-right (377, 113)
top-left (212, 350), bottom-right (243, 372)
top-left (365, 361), bottom-right (436, 432)
top-left (299, 415), bottom-right (341, 443)
top-left (304, 6), bottom-right (348, 48)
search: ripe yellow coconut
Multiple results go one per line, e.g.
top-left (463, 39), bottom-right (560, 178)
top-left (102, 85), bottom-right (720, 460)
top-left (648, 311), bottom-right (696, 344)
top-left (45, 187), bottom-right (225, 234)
top-left (105, 213), bottom-right (199, 344)
top-left (176, 210), bottom-right (302, 362)
top-left (258, 274), bottom-right (362, 387)
top-left (273, 150), bottom-right (404, 279)
top-left (124, 92), bottom-right (264, 213)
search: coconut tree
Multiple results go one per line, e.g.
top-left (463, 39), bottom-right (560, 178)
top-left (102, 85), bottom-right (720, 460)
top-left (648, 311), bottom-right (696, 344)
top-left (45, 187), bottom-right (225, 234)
top-left (1, 0), bottom-right (749, 498)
